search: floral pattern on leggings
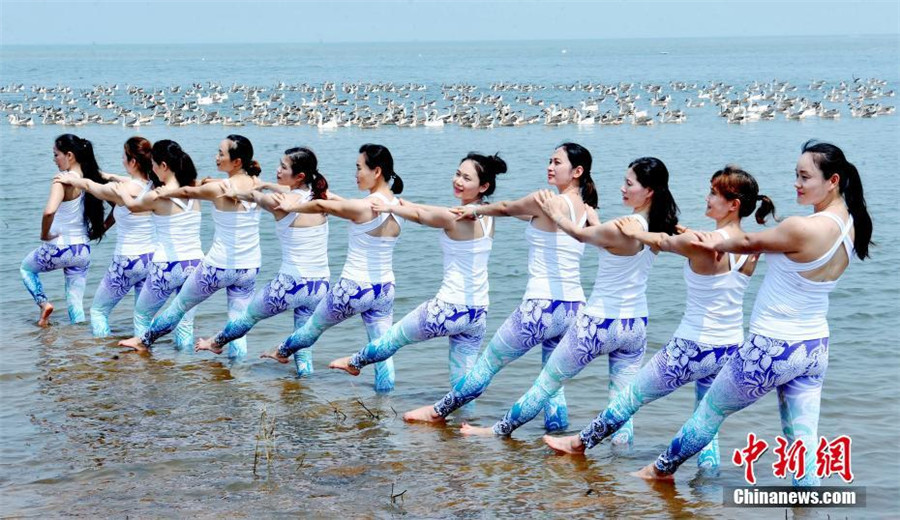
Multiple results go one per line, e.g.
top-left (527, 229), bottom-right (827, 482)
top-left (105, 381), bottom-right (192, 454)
top-left (134, 259), bottom-right (202, 349)
top-left (20, 243), bottom-right (91, 323)
top-left (349, 297), bottom-right (487, 392)
top-left (654, 333), bottom-right (828, 486)
top-left (490, 314), bottom-right (647, 437)
top-left (276, 277), bottom-right (397, 392)
top-left (212, 272), bottom-right (329, 375)
top-left (90, 253), bottom-right (153, 337)
top-left (577, 337), bottom-right (738, 470)
top-left (432, 299), bottom-right (582, 429)
top-left (141, 262), bottom-right (258, 357)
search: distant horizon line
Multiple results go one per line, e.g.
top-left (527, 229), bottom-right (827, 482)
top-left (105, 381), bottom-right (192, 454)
top-left (2, 33), bottom-right (897, 47)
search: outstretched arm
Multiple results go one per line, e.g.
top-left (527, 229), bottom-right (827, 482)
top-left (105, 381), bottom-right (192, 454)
top-left (55, 173), bottom-right (128, 204)
top-left (117, 183), bottom-right (160, 212)
top-left (693, 216), bottom-right (806, 255)
top-left (373, 198), bottom-right (455, 231)
top-left (453, 192), bottom-right (541, 220)
top-left (273, 193), bottom-right (370, 221)
top-left (157, 181), bottom-right (225, 201)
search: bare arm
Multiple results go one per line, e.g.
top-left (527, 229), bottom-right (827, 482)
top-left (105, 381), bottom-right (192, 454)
top-left (55, 173), bottom-right (128, 204)
top-left (373, 198), bottom-right (455, 231)
top-left (100, 171), bottom-right (131, 183)
top-left (274, 194), bottom-right (369, 221)
top-left (40, 183), bottom-right (66, 240)
top-left (693, 216), bottom-right (806, 255)
top-left (117, 183), bottom-right (161, 212)
top-left (454, 192), bottom-right (541, 219)
top-left (157, 182), bottom-right (225, 201)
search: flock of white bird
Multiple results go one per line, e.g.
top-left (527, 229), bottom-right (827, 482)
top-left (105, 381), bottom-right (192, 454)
top-left (1, 78), bottom-right (894, 129)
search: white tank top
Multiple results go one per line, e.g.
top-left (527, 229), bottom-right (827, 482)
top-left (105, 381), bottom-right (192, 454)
top-left (48, 192), bottom-right (88, 246)
top-left (276, 188), bottom-right (330, 279)
top-left (203, 179), bottom-right (262, 269)
top-left (522, 195), bottom-right (587, 301)
top-left (113, 180), bottom-right (156, 256)
top-left (340, 193), bottom-right (404, 283)
top-left (152, 197), bottom-right (204, 262)
top-left (584, 214), bottom-right (655, 318)
top-left (435, 209), bottom-right (493, 307)
top-left (673, 229), bottom-right (751, 345)
top-left (750, 212), bottom-right (854, 341)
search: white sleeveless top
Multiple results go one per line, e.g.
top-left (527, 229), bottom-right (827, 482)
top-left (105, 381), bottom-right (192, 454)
top-left (48, 191), bottom-right (88, 246)
top-left (584, 214), bottom-right (655, 318)
top-left (435, 208), bottom-right (493, 307)
top-left (276, 188), bottom-right (330, 279)
top-left (340, 193), bottom-right (404, 283)
top-left (674, 229), bottom-right (751, 345)
top-left (750, 212), bottom-right (854, 341)
top-left (522, 196), bottom-right (587, 301)
top-left (113, 180), bottom-right (156, 256)
top-left (152, 197), bottom-right (203, 262)
top-left (204, 179), bottom-right (262, 269)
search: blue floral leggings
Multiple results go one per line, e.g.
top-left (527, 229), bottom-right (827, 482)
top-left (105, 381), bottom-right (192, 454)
top-left (90, 253), bottom-right (153, 337)
top-left (140, 262), bottom-right (257, 357)
top-left (210, 271), bottom-right (329, 376)
top-left (276, 277), bottom-right (396, 392)
top-left (654, 333), bottom-right (828, 486)
top-left (133, 259), bottom-right (202, 350)
top-left (432, 299), bottom-right (582, 430)
top-left (578, 336), bottom-right (738, 469)
top-left (349, 297), bottom-right (487, 398)
top-left (489, 314), bottom-right (647, 438)
top-left (20, 243), bottom-right (91, 323)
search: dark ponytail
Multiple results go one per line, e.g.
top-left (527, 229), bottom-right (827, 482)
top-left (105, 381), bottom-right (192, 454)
top-left (285, 146), bottom-right (329, 200)
top-left (710, 164), bottom-right (778, 224)
top-left (801, 140), bottom-right (873, 259)
top-left (463, 152), bottom-right (507, 198)
top-left (124, 136), bottom-right (157, 186)
top-left (226, 134), bottom-right (261, 176)
top-left (558, 142), bottom-right (598, 208)
top-left (628, 156), bottom-right (679, 235)
top-left (359, 143), bottom-right (403, 194)
top-left (55, 134), bottom-right (108, 241)
top-left (152, 140), bottom-right (198, 188)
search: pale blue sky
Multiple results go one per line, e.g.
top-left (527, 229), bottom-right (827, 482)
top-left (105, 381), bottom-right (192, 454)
top-left (1, 0), bottom-right (898, 45)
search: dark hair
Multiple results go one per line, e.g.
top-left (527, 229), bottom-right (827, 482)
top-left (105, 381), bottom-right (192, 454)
top-left (710, 165), bottom-right (777, 224)
top-left (55, 134), bottom-right (107, 241)
top-left (225, 134), bottom-right (261, 176)
top-left (558, 142), bottom-right (598, 208)
top-left (359, 143), bottom-right (403, 194)
top-left (151, 140), bottom-right (198, 188)
top-left (462, 152), bottom-right (507, 198)
top-left (285, 146), bottom-right (328, 200)
top-left (124, 136), bottom-right (157, 186)
top-left (801, 140), bottom-right (873, 260)
top-left (628, 157), bottom-right (679, 235)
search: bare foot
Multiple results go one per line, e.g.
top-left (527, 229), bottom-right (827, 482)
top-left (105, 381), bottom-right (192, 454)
top-left (459, 423), bottom-right (496, 437)
top-left (118, 336), bottom-right (149, 352)
top-left (402, 405), bottom-right (445, 423)
top-left (260, 349), bottom-right (291, 364)
top-left (543, 434), bottom-right (586, 455)
top-left (632, 463), bottom-right (675, 482)
top-left (37, 302), bottom-right (54, 327)
top-left (328, 356), bottom-right (360, 375)
top-left (195, 337), bottom-right (224, 354)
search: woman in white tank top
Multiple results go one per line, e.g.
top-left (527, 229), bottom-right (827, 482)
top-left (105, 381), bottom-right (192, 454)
top-left (328, 152), bottom-right (508, 401)
top-left (195, 147), bottom-right (333, 377)
top-left (54, 137), bottom-right (157, 338)
top-left (460, 157), bottom-right (680, 440)
top-left (639, 141), bottom-right (873, 486)
top-left (119, 135), bottom-right (262, 356)
top-left (115, 140), bottom-right (204, 351)
top-left (545, 166), bottom-right (774, 474)
top-left (260, 144), bottom-right (404, 393)
top-left (402, 143), bottom-right (598, 426)
top-left (21, 134), bottom-right (109, 327)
